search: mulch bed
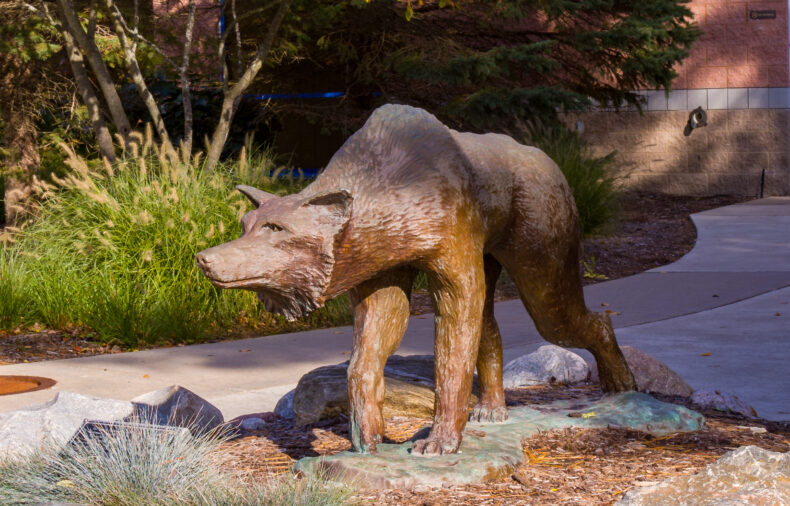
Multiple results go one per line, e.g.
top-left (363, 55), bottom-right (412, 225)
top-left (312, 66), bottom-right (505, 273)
top-left (215, 384), bottom-right (790, 505)
top-left (0, 329), bottom-right (120, 365)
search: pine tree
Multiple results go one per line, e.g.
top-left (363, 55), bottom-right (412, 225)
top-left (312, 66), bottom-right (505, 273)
top-left (388, 0), bottom-right (701, 128)
top-left (261, 0), bottom-right (700, 131)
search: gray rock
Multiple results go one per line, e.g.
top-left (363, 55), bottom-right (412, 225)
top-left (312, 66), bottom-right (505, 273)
top-left (616, 445), bottom-right (790, 505)
top-left (240, 417), bottom-right (267, 431)
top-left (690, 389), bottom-right (758, 418)
top-left (591, 346), bottom-right (693, 397)
top-left (503, 345), bottom-right (590, 388)
top-left (0, 392), bottom-right (134, 458)
top-left (131, 385), bottom-right (223, 433)
top-left (292, 355), bottom-right (478, 426)
top-left (274, 389), bottom-right (296, 420)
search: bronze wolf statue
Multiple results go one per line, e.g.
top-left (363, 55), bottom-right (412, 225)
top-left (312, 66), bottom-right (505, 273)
top-left (197, 104), bottom-right (636, 456)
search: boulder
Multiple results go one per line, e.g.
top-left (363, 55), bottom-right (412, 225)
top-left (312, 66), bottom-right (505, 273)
top-left (291, 355), bottom-right (478, 426)
top-left (690, 389), bottom-right (758, 418)
top-left (503, 345), bottom-right (589, 388)
top-left (274, 389), bottom-right (296, 420)
top-left (131, 385), bottom-right (224, 433)
top-left (591, 346), bottom-right (693, 397)
top-left (0, 392), bottom-right (134, 458)
top-left (616, 445), bottom-right (790, 505)
top-left (0, 386), bottom-right (223, 459)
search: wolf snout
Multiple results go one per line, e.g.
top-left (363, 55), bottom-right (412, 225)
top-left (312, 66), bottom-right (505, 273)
top-left (195, 250), bottom-right (217, 272)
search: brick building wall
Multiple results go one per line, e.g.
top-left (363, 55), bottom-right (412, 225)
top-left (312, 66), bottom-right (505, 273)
top-left (564, 0), bottom-right (790, 196)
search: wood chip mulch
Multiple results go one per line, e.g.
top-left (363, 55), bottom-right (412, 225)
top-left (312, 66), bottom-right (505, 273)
top-left (0, 329), bottom-right (119, 365)
top-left (213, 384), bottom-right (790, 505)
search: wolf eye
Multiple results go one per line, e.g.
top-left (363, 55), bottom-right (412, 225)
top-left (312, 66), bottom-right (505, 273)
top-left (261, 222), bottom-right (284, 232)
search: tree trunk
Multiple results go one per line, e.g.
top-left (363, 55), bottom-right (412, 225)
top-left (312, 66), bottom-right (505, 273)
top-left (103, 0), bottom-right (176, 157)
top-left (180, 0), bottom-right (197, 155)
top-left (59, 26), bottom-right (118, 162)
top-left (55, 0), bottom-right (134, 150)
top-left (204, 0), bottom-right (293, 171)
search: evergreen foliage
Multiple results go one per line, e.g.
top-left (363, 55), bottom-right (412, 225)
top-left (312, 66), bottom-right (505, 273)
top-left (390, 0), bottom-right (700, 127)
top-left (260, 0), bottom-right (700, 130)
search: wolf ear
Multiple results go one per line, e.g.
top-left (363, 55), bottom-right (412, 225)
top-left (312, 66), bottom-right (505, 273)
top-left (236, 185), bottom-right (276, 207)
top-left (303, 189), bottom-right (352, 219)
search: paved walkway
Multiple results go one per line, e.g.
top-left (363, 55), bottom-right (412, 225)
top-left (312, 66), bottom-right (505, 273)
top-left (2, 198), bottom-right (789, 420)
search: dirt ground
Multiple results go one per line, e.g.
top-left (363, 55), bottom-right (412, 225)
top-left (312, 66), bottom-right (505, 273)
top-left (0, 191), bottom-right (752, 363)
top-left (217, 384), bottom-right (790, 505)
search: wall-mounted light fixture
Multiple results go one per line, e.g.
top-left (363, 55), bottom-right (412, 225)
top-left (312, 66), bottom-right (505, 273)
top-left (684, 106), bottom-right (708, 136)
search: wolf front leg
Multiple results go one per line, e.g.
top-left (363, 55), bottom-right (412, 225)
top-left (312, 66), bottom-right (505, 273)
top-left (347, 267), bottom-right (414, 453)
top-left (412, 251), bottom-right (486, 456)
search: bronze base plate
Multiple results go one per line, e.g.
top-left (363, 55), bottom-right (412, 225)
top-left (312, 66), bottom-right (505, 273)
top-left (0, 375), bottom-right (57, 396)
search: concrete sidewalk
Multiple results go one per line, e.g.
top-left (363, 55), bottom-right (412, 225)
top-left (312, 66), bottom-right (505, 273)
top-left (2, 198), bottom-right (789, 420)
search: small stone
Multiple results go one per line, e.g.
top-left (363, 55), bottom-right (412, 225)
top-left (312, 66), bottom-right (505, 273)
top-left (736, 425), bottom-right (767, 434)
top-left (590, 346), bottom-right (693, 397)
top-left (132, 385), bottom-right (224, 433)
top-left (616, 446), bottom-right (790, 505)
top-left (503, 345), bottom-right (590, 388)
top-left (240, 417), bottom-right (267, 431)
top-left (690, 389), bottom-right (758, 418)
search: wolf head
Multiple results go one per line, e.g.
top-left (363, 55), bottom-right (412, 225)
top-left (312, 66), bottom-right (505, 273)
top-left (196, 185), bottom-right (352, 321)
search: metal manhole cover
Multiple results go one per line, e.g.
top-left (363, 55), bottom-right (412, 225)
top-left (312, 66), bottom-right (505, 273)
top-left (0, 375), bottom-right (56, 396)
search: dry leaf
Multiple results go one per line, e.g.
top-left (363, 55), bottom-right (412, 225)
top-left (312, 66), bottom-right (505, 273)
top-left (700, 352), bottom-right (711, 357)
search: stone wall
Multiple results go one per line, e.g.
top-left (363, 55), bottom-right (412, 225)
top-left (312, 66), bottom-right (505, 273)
top-left (562, 109), bottom-right (789, 196)
top-left (562, 0), bottom-right (790, 197)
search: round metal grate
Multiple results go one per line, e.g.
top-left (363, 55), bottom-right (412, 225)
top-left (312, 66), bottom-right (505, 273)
top-left (0, 375), bottom-right (56, 396)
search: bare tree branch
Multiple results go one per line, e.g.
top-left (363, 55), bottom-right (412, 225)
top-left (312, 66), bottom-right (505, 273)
top-left (53, 0), bottom-right (134, 150)
top-left (180, 0), bottom-right (196, 154)
top-left (103, 0), bottom-right (176, 157)
top-left (109, 6), bottom-right (179, 69)
top-left (55, 14), bottom-right (116, 162)
top-left (205, 0), bottom-right (293, 171)
top-left (88, 0), bottom-right (97, 38)
top-left (231, 0), bottom-right (242, 78)
top-left (132, 0), bottom-right (138, 52)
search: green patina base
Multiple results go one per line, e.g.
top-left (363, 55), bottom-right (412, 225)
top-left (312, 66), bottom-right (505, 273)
top-left (295, 392), bottom-right (705, 489)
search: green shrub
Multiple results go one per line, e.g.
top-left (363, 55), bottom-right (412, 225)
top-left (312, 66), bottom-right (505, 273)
top-left (0, 137), bottom-right (351, 345)
top-left (0, 418), bottom-right (354, 505)
top-left (520, 122), bottom-right (620, 236)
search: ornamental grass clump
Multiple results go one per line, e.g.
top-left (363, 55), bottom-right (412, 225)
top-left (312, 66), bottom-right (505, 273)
top-left (0, 418), bottom-right (353, 505)
top-left (0, 131), bottom-right (351, 345)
